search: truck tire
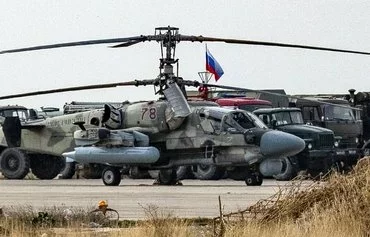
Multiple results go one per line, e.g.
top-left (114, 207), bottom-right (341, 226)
top-left (176, 166), bottom-right (193, 180)
top-left (149, 166), bottom-right (193, 180)
top-left (192, 165), bottom-right (225, 180)
top-left (30, 155), bottom-right (65, 179)
top-left (59, 161), bottom-right (76, 179)
top-left (157, 169), bottom-right (178, 185)
top-left (148, 170), bottom-right (159, 179)
top-left (0, 148), bottom-right (30, 179)
top-left (82, 164), bottom-right (104, 179)
top-left (128, 166), bottom-right (151, 179)
top-left (273, 157), bottom-right (296, 181)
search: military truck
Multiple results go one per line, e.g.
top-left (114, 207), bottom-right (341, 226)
top-left (0, 105), bottom-right (66, 179)
top-left (253, 107), bottom-right (358, 180)
top-left (289, 97), bottom-right (362, 150)
top-left (344, 89), bottom-right (370, 155)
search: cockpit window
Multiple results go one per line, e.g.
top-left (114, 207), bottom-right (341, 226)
top-left (199, 108), bottom-right (266, 134)
top-left (199, 111), bottom-right (222, 133)
top-left (231, 111), bottom-right (254, 129)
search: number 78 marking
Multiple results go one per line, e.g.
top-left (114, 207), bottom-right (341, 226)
top-left (141, 107), bottom-right (157, 120)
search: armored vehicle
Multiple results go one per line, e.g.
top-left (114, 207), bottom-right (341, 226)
top-left (254, 107), bottom-right (358, 180)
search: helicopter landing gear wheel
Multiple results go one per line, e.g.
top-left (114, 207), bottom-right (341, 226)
top-left (0, 148), bottom-right (30, 179)
top-left (157, 169), bottom-right (178, 185)
top-left (245, 171), bottom-right (263, 186)
top-left (102, 167), bottom-right (121, 186)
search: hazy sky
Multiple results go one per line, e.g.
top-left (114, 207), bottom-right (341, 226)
top-left (0, 1), bottom-right (369, 109)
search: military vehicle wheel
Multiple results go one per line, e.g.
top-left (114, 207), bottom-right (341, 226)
top-left (176, 166), bottom-right (193, 180)
top-left (192, 165), bottom-right (225, 180)
top-left (149, 167), bottom-right (193, 180)
top-left (148, 170), bottom-right (159, 179)
top-left (129, 166), bottom-right (151, 179)
top-left (59, 161), bottom-right (76, 179)
top-left (31, 155), bottom-right (65, 179)
top-left (0, 148), bottom-right (30, 179)
top-left (102, 167), bottom-right (121, 186)
top-left (157, 169), bottom-right (177, 185)
top-left (82, 164), bottom-right (104, 179)
top-left (273, 157), bottom-right (296, 181)
top-left (245, 172), bottom-right (263, 186)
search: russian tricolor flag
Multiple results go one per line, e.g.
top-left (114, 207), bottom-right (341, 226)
top-left (206, 48), bottom-right (224, 81)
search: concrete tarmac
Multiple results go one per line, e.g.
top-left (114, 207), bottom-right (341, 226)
top-left (0, 178), bottom-right (300, 219)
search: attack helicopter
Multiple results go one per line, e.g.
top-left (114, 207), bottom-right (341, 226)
top-left (0, 26), bottom-right (369, 186)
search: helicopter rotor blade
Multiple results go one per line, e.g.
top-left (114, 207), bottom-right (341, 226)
top-left (0, 36), bottom-right (149, 54)
top-left (179, 35), bottom-right (370, 55)
top-left (0, 80), bottom-right (155, 100)
top-left (110, 40), bottom-right (143, 48)
top-left (2, 28), bottom-right (369, 55)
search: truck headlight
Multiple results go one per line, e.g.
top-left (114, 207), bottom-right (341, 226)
top-left (334, 141), bottom-right (339, 147)
top-left (355, 137), bottom-right (359, 144)
top-left (307, 143), bottom-right (313, 149)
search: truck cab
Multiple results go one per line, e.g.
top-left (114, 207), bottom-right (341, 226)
top-left (290, 97), bottom-right (362, 150)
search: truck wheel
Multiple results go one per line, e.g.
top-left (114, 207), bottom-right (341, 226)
top-left (0, 148), bottom-right (30, 179)
top-left (157, 169), bottom-right (178, 185)
top-left (245, 172), bottom-right (263, 186)
top-left (192, 165), bottom-right (225, 180)
top-left (148, 170), bottom-right (159, 179)
top-left (176, 166), bottom-right (193, 180)
top-left (82, 164), bottom-right (104, 179)
top-left (30, 155), bottom-right (65, 179)
top-left (273, 157), bottom-right (296, 181)
top-left (59, 161), bottom-right (76, 179)
top-left (102, 167), bottom-right (121, 186)
top-left (129, 166), bottom-right (151, 179)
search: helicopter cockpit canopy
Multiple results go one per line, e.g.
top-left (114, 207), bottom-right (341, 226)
top-left (198, 107), bottom-right (267, 134)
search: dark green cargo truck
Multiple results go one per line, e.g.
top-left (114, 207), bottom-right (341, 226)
top-left (254, 107), bottom-right (358, 180)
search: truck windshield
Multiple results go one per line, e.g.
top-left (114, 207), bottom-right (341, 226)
top-left (322, 105), bottom-right (355, 121)
top-left (0, 109), bottom-right (29, 121)
top-left (271, 111), bottom-right (304, 126)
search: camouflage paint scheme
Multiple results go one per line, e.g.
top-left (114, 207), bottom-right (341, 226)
top-left (1, 100), bottom-right (305, 183)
